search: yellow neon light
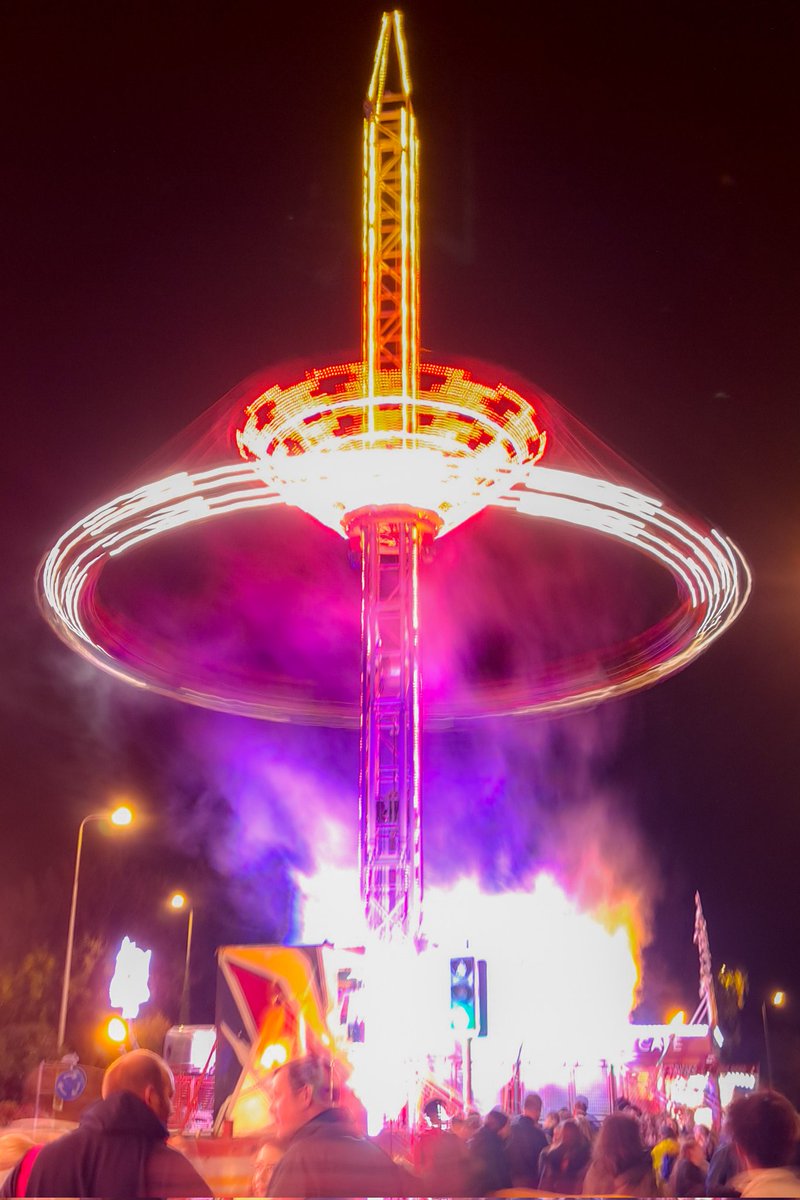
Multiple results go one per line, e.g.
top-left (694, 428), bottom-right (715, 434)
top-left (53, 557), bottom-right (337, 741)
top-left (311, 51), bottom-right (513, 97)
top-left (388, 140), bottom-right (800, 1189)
top-left (367, 13), bottom-right (391, 106)
top-left (409, 110), bottom-right (419, 398)
top-left (393, 11), bottom-right (411, 97)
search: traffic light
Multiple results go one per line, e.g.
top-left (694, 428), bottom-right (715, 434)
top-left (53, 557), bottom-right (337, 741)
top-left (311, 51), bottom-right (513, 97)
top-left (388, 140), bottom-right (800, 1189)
top-left (450, 956), bottom-right (477, 1033)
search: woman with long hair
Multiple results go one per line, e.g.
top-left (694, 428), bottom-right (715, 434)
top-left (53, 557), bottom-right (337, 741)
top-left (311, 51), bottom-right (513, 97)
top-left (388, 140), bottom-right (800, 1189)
top-left (582, 1113), bottom-right (657, 1197)
top-left (539, 1118), bottom-right (591, 1194)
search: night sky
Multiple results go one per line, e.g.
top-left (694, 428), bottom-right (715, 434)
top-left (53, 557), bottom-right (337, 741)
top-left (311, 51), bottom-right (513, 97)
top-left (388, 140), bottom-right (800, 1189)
top-left (4, 1), bottom-right (799, 1085)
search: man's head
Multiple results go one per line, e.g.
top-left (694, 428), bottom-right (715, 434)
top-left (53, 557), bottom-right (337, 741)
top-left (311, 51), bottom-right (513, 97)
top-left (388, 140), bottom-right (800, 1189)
top-left (464, 1110), bottom-right (482, 1137)
top-left (694, 1123), bottom-right (712, 1154)
top-left (102, 1049), bottom-right (174, 1126)
top-left (573, 1095), bottom-right (588, 1117)
top-left (485, 1109), bottom-right (509, 1137)
top-left (728, 1090), bottom-right (799, 1170)
top-left (523, 1092), bottom-right (543, 1121)
top-left (679, 1137), bottom-right (707, 1171)
top-left (270, 1056), bottom-right (333, 1140)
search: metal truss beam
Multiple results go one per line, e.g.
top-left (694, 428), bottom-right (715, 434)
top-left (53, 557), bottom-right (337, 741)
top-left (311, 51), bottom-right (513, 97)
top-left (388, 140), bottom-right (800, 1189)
top-left (352, 509), bottom-right (429, 939)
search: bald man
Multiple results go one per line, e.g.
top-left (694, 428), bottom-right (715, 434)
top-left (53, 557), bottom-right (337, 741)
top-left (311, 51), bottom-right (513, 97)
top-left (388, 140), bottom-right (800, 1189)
top-left (266, 1055), bottom-right (419, 1197)
top-left (0, 1049), bottom-right (211, 1198)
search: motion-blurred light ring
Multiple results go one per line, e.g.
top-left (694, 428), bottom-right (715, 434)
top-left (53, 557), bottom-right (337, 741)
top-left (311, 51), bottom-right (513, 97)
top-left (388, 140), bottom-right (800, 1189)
top-left (37, 458), bottom-right (750, 725)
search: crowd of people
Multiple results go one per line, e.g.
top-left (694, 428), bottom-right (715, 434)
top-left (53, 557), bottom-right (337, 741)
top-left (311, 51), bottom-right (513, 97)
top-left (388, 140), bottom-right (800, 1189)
top-left (247, 1072), bottom-right (800, 1198)
top-left (1, 1048), bottom-right (799, 1197)
top-left (407, 1089), bottom-right (800, 1198)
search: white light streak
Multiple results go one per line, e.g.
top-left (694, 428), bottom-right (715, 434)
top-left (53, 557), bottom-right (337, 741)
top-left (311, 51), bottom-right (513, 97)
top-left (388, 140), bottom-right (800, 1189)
top-left (38, 438), bottom-right (750, 724)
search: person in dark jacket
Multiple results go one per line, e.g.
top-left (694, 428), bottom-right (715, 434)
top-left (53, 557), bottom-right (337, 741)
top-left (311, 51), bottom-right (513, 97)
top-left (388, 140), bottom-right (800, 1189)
top-left (468, 1109), bottom-right (512, 1195)
top-left (265, 1055), bottom-right (418, 1197)
top-left (706, 1117), bottom-right (746, 1197)
top-left (0, 1049), bottom-right (211, 1198)
top-left (414, 1100), bottom-right (472, 1196)
top-left (573, 1095), bottom-right (599, 1140)
top-left (505, 1092), bottom-right (548, 1188)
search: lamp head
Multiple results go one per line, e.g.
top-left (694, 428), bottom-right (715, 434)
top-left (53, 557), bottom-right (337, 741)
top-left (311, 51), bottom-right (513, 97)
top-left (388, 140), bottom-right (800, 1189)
top-left (106, 1015), bottom-right (128, 1044)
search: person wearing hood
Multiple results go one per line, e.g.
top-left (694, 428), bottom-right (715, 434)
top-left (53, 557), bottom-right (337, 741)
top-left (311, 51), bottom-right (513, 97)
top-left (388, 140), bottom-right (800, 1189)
top-left (0, 1049), bottom-right (211, 1198)
top-left (468, 1109), bottom-right (512, 1195)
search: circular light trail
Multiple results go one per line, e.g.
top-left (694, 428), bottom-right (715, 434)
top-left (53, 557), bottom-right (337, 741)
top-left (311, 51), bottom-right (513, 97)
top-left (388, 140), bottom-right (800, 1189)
top-left (38, 371), bottom-right (751, 727)
top-left (34, 11), bottom-right (751, 733)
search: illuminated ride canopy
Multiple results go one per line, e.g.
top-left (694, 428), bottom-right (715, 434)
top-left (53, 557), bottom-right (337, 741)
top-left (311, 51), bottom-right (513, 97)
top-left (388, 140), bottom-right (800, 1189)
top-left (38, 365), bottom-right (750, 724)
top-left (37, 11), bottom-right (753, 720)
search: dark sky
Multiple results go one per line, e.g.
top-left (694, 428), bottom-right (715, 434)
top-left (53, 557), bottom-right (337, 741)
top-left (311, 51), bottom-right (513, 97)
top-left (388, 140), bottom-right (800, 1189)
top-left (3, 0), bottom-right (799, 1073)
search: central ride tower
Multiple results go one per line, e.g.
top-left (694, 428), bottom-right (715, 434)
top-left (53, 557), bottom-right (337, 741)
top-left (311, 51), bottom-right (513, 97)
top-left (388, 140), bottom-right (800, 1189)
top-left (345, 12), bottom-right (431, 941)
top-left (234, 9), bottom-right (546, 944)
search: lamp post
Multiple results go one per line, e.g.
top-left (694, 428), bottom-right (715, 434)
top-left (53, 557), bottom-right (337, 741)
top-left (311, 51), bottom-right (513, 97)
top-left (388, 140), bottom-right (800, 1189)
top-left (56, 805), bottom-right (133, 1053)
top-left (169, 892), bottom-right (194, 1026)
top-left (761, 990), bottom-right (786, 1089)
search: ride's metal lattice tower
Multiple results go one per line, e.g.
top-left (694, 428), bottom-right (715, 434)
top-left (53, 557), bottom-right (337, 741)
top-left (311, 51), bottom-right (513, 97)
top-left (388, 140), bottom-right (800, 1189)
top-left (347, 12), bottom-right (427, 940)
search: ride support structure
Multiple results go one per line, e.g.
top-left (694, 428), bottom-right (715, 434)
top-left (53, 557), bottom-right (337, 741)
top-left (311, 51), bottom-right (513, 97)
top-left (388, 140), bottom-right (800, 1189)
top-left (348, 12), bottom-right (428, 940)
top-left (346, 507), bottom-right (435, 940)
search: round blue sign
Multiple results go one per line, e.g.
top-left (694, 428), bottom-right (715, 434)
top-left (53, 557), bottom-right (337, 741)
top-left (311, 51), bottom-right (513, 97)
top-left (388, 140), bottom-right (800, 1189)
top-left (55, 1065), bottom-right (87, 1102)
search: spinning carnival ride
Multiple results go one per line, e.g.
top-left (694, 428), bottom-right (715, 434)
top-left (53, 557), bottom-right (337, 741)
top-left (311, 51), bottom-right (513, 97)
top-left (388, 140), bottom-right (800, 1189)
top-left (39, 12), bottom-right (750, 947)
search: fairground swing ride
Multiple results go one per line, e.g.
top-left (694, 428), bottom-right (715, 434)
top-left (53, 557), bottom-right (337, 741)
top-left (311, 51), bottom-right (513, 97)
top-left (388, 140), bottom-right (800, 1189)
top-left (39, 10), bottom-right (750, 1128)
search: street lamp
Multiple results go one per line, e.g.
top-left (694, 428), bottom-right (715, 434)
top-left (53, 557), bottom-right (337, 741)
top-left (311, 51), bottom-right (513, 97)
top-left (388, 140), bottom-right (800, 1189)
top-left (761, 989), bottom-right (786, 1089)
top-left (168, 891), bottom-right (194, 1026)
top-left (106, 1015), bottom-right (129, 1045)
top-left (57, 805), bottom-right (134, 1052)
